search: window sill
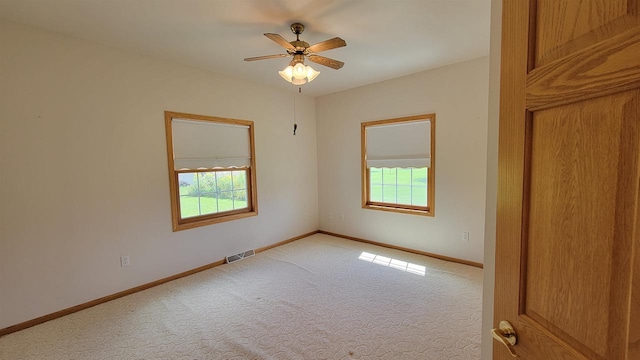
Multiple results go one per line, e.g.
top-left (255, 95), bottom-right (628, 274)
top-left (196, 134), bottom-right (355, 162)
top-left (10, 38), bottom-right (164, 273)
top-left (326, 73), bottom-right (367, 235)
top-left (363, 204), bottom-right (433, 217)
top-left (173, 210), bottom-right (258, 231)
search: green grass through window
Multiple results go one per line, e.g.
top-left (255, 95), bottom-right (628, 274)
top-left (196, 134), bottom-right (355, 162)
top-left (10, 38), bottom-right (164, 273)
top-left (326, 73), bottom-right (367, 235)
top-left (178, 170), bottom-right (248, 219)
top-left (179, 196), bottom-right (247, 218)
top-left (369, 167), bottom-right (427, 207)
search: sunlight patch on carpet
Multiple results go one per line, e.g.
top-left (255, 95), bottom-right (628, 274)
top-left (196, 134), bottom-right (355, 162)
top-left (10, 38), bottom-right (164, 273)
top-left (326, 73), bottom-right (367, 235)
top-left (358, 251), bottom-right (426, 276)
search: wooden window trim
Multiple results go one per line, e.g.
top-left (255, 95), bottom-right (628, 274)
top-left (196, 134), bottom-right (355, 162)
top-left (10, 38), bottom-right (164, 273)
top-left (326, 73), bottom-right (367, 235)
top-left (165, 111), bottom-right (258, 231)
top-left (361, 114), bottom-right (435, 217)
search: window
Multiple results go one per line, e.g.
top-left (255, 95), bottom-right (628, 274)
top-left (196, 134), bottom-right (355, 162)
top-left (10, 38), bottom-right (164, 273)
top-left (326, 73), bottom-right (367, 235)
top-left (177, 170), bottom-right (249, 218)
top-left (361, 114), bottom-right (435, 216)
top-left (165, 111), bottom-right (258, 231)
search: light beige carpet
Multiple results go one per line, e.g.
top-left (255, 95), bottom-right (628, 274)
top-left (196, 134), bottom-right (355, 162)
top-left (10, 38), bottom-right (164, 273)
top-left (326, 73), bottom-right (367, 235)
top-left (0, 234), bottom-right (483, 359)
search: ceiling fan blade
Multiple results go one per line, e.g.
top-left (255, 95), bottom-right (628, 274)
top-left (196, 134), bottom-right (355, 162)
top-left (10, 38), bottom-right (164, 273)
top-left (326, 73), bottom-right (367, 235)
top-left (244, 54), bottom-right (289, 61)
top-left (264, 33), bottom-right (295, 51)
top-left (306, 37), bottom-right (346, 54)
top-left (307, 55), bottom-right (344, 70)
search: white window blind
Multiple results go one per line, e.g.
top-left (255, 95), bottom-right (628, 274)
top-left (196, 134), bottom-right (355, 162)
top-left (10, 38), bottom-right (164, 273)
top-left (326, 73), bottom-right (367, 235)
top-left (365, 120), bottom-right (430, 168)
top-left (172, 119), bottom-right (251, 170)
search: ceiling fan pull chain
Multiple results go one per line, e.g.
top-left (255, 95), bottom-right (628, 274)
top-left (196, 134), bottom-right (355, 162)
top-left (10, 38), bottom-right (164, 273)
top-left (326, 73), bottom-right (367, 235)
top-left (293, 87), bottom-right (301, 135)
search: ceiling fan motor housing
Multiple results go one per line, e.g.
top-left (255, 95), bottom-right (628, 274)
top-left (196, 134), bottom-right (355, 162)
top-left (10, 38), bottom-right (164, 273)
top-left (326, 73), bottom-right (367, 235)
top-left (290, 41), bottom-right (310, 53)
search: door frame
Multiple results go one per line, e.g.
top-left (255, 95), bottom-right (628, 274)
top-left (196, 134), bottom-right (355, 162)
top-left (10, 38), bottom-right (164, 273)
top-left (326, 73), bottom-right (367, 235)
top-left (480, 0), bottom-right (503, 359)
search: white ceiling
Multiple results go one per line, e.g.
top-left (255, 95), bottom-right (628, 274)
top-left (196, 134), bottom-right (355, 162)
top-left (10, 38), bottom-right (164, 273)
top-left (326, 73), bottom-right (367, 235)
top-left (0, 0), bottom-right (491, 97)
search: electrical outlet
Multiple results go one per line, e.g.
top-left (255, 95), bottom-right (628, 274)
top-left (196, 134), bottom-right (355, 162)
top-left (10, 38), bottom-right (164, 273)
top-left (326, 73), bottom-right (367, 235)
top-left (340, 214), bottom-right (345, 221)
top-left (462, 232), bottom-right (470, 242)
top-left (329, 212), bottom-right (333, 220)
top-left (120, 255), bottom-right (130, 267)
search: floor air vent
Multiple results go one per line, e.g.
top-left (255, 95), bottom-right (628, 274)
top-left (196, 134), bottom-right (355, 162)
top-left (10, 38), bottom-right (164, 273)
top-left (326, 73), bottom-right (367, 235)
top-left (226, 249), bottom-right (255, 264)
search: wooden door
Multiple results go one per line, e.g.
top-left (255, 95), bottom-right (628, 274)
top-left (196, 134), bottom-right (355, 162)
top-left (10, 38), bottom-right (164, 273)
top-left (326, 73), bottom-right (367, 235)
top-left (495, 1), bottom-right (640, 359)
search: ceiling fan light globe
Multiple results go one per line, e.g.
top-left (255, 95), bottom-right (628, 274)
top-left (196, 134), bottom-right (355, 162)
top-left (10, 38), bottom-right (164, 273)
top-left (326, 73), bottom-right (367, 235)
top-left (306, 66), bottom-right (320, 82)
top-left (292, 77), bottom-right (306, 85)
top-left (278, 66), bottom-right (293, 82)
top-left (292, 63), bottom-right (307, 80)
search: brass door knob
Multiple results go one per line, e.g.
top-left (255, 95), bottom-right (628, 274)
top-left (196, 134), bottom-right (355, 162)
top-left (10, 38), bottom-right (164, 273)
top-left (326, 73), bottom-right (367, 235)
top-left (491, 320), bottom-right (518, 357)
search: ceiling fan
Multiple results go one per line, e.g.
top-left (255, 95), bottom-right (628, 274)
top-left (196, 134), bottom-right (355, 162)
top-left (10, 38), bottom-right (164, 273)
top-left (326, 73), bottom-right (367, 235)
top-left (244, 23), bottom-right (346, 85)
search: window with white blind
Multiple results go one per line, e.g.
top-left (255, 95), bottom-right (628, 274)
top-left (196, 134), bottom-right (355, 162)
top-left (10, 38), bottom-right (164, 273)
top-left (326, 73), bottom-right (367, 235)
top-left (165, 111), bottom-right (258, 231)
top-left (361, 114), bottom-right (435, 216)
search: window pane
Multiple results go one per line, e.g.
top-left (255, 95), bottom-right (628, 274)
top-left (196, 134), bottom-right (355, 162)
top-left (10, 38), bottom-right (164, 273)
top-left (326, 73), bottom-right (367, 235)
top-left (370, 184), bottom-right (383, 202)
top-left (178, 173), bottom-right (196, 195)
top-left (232, 171), bottom-right (246, 190)
top-left (179, 173), bottom-right (200, 218)
top-left (234, 171), bottom-right (247, 204)
top-left (198, 172), bottom-right (216, 197)
top-left (215, 171), bottom-right (232, 193)
top-left (412, 186), bottom-right (427, 206)
top-left (382, 168), bottom-right (397, 185)
top-left (218, 191), bottom-right (234, 212)
top-left (179, 196), bottom-right (200, 218)
top-left (397, 168), bottom-right (412, 185)
top-left (382, 185), bottom-right (397, 203)
top-left (397, 185), bottom-right (411, 205)
top-left (233, 190), bottom-right (248, 209)
top-left (216, 171), bottom-right (232, 212)
top-left (370, 168), bottom-right (383, 185)
top-left (197, 172), bottom-right (219, 217)
top-left (199, 195), bottom-right (218, 214)
top-left (411, 168), bottom-right (427, 206)
top-left (412, 168), bottom-right (427, 187)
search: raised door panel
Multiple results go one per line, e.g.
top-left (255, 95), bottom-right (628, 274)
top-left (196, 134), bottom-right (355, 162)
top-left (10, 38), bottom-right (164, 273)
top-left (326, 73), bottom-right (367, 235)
top-left (524, 91), bottom-right (639, 359)
top-left (536, 0), bottom-right (640, 67)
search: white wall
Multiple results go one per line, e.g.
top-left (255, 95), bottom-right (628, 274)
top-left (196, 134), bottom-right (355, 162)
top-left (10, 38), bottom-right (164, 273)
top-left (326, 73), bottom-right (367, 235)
top-left (0, 20), bottom-right (319, 329)
top-left (316, 57), bottom-right (489, 264)
top-left (481, 0), bottom-right (502, 358)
